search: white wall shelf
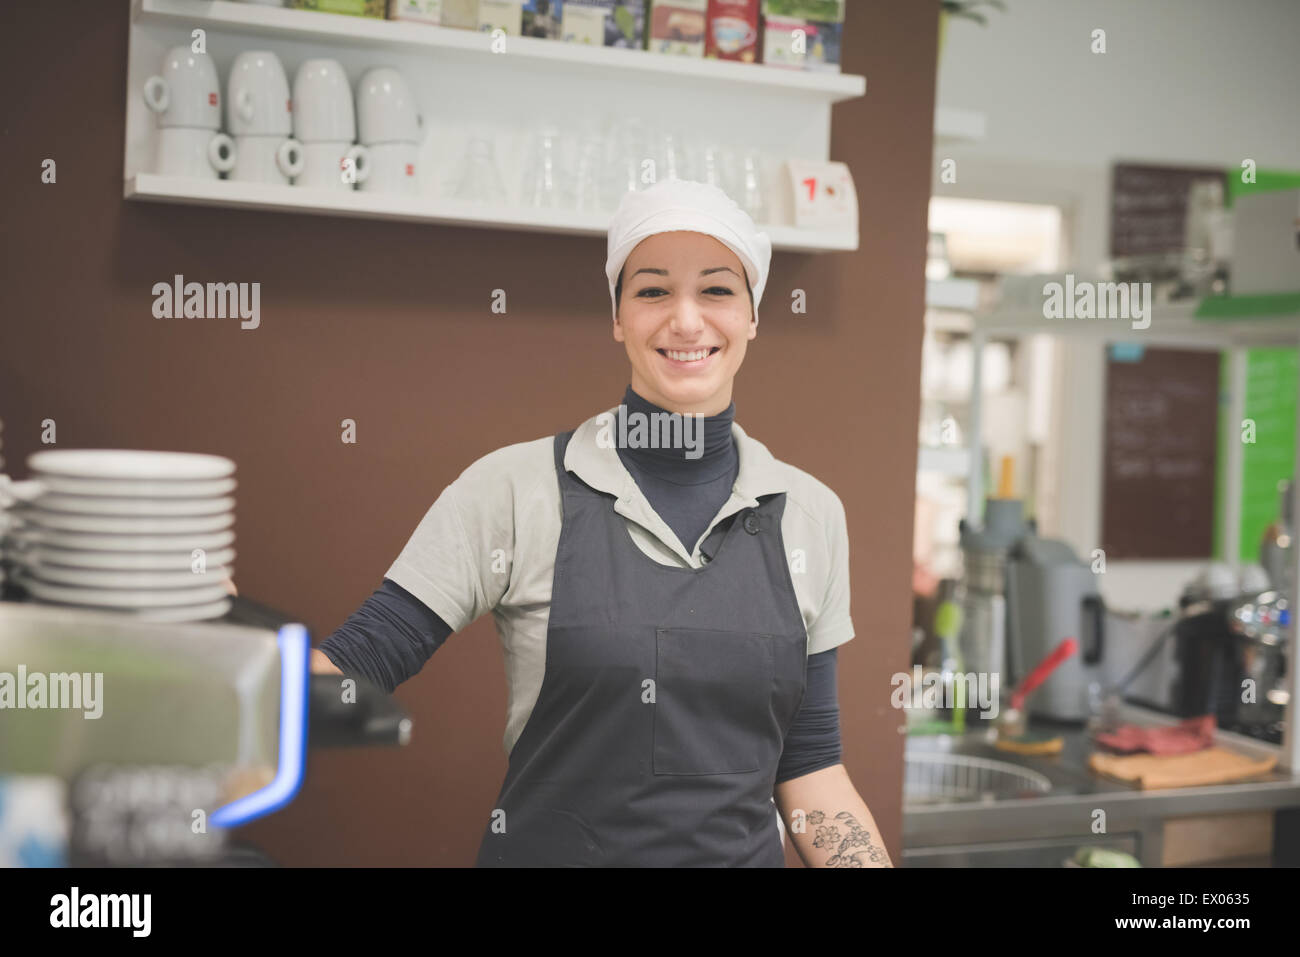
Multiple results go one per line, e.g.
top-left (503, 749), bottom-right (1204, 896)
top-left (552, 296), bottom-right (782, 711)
top-left (972, 300), bottom-right (1300, 349)
top-left (124, 174), bottom-right (858, 251)
top-left (126, 0), bottom-right (866, 249)
top-left (134, 0), bottom-right (866, 103)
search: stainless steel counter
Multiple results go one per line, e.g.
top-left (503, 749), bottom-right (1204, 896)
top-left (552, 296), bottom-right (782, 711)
top-left (903, 704), bottom-right (1300, 865)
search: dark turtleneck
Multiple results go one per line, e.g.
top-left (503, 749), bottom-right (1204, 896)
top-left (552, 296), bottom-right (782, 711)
top-left (614, 385), bottom-right (739, 556)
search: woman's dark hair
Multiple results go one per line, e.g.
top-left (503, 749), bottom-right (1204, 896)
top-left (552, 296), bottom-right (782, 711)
top-left (614, 265), bottom-right (753, 316)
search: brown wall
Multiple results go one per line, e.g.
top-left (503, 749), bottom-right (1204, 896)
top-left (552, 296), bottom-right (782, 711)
top-left (0, 1), bottom-right (936, 865)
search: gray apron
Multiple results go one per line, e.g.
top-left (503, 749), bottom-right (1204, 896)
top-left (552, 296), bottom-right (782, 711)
top-left (475, 429), bottom-right (808, 867)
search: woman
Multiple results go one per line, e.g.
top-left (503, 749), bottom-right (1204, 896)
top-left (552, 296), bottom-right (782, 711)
top-left (312, 179), bottom-right (891, 868)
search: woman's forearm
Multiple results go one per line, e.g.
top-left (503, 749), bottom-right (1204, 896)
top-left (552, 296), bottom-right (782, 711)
top-left (774, 763), bottom-right (893, 868)
top-left (316, 579), bottom-right (453, 691)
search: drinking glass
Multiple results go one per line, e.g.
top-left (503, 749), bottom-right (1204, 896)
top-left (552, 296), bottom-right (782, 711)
top-left (735, 149), bottom-right (767, 223)
top-left (520, 124), bottom-right (571, 209)
top-left (572, 125), bottom-right (606, 213)
top-left (602, 116), bottom-right (651, 209)
top-left (449, 133), bottom-right (506, 204)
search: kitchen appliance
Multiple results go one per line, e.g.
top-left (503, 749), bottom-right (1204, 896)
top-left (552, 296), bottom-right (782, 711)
top-left (1230, 590), bottom-right (1290, 729)
top-left (0, 598), bottom-right (409, 865)
top-left (1173, 583), bottom-right (1289, 742)
top-left (1004, 533), bottom-right (1107, 722)
top-left (956, 498), bottom-right (1028, 696)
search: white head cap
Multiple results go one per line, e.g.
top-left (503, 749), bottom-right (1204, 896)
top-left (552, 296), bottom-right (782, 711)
top-left (605, 178), bottom-right (772, 324)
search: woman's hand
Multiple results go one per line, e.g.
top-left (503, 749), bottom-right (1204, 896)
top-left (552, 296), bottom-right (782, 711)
top-left (222, 575), bottom-right (342, 676)
top-left (310, 648), bottom-right (344, 675)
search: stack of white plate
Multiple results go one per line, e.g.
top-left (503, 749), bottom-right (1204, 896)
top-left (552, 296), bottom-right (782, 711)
top-left (7, 450), bottom-right (237, 622)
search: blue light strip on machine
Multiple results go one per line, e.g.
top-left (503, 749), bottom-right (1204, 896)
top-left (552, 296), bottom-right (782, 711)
top-left (211, 623), bottom-right (309, 829)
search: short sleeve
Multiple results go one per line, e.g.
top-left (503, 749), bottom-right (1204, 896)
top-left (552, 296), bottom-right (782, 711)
top-left (805, 490), bottom-right (854, 655)
top-left (383, 450), bottom-right (519, 633)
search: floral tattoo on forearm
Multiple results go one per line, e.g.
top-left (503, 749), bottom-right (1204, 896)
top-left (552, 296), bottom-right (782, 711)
top-left (805, 810), bottom-right (892, 867)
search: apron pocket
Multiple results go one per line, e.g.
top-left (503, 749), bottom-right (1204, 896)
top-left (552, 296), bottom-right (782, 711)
top-left (478, 806), bottom-right (604, 867)
top-left (653, 627), bottom-right (799, 775)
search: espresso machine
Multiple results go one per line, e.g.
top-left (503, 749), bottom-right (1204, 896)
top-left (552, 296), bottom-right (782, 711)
top-left (1170, 482), bottom-right (1294, 742)
top-left (0, 599), bottom-right (410, 866)
top-left (1172, 578), bottom-right (1289, 742)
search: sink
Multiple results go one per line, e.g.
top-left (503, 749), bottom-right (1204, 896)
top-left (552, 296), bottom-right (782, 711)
top-left (903, 729), bottom-right (1101, 806)
top-left (905, 752), bottom-right (1052, 805)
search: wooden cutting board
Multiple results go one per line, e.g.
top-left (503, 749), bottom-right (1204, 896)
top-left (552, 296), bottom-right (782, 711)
top-left (1088, 747), bottom-right (1278, 790)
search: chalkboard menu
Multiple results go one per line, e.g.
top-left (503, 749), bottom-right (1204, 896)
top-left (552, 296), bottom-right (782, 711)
top-left (1102, 347), bottom-right (1220, 558)
top-left (1110, 163), bottom-right (1227, 258)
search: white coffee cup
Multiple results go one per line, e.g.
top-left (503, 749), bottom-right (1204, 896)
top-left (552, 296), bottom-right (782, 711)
top-left (292, 59), bottom-right (356, 143)
top-left (227, 50), bottom-right (292, 137)
top-left (360, 142), bottom-right (418, 194)
top-left (155, 127), bottom-right (237, 179)
top-left (356, 67), bottom-right (422, 146)
top-left (232, 135), bottom-right (304, 184)
top-left (144, 46), bottom-right (222, 130)
top-left (297, 141), bottom-right (370, 189)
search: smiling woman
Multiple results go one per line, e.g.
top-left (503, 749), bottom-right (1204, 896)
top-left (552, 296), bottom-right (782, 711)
top-left (613, 231), bottom-right (757, 415)
top-left (314, 178), bottom-right (890, 868)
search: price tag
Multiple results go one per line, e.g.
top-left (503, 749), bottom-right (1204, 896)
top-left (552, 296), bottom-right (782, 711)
top-left (784, 159), bottom-right (857, 231)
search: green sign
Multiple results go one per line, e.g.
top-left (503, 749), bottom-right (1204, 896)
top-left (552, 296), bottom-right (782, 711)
top-left (1218, 348), bottom-right (1298, 561)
